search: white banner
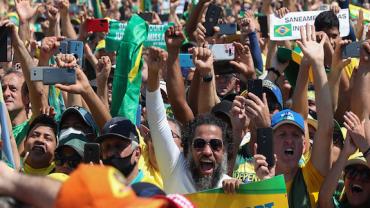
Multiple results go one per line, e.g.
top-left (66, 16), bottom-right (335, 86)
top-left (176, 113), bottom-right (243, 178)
top-left (269, 9), bottom-right (350, 41)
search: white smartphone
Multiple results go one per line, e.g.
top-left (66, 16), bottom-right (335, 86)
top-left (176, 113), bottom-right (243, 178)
top-left (208, 44), bottom-right (235, 61)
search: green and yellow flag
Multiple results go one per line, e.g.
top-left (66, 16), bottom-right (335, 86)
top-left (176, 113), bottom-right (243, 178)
top-left (110, 15), bottom-right (148, 124)
top-left (274, 24), bottom-right (292, 37)
top-left (185, 175), bottom-right (288, 208)
top-left (91, 0), bottom-right (103, 18)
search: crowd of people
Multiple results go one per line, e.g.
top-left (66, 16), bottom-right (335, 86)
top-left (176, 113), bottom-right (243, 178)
top-left (0, 0), bottom-right (369, 207)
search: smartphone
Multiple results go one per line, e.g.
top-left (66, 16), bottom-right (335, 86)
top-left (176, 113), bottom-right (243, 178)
top-left (203, 4), bottom-right (222, 37)
top-left (209, 44), bottom-right (235, 61)
top-left (342, 41), bottom-right (361, 59)
top-left (0, 26), bottom-right (12, 62)
top-left (83, 143), bottom-right (100, 164)
top-left (31, 67), bottom-right (76, 85)
top-left (258, 15), bottom-right (268, 38)
top-left (257, 128), bottom-right (275, 168)
top-left (86, 19), bottom-right (109, 32)
top-left (247, 79), bottom-right (263, 99)
top-left (138, 12), bottom-right (153, 22)
top-left (179, 53), bottom-right (194, 68)
top-left (57, 40), bottom-right (69, 54)
top-left (68, 40), bottom-right (84, 66)
top-left (218, 23), bottom-right (237, 35)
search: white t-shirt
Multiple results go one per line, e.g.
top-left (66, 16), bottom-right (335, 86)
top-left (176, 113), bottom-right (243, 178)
top-left (146, 89), bottom-right (231, 194)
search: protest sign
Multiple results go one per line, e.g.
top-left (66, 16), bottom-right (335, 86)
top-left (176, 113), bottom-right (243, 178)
top-left (349, 4), bottom-right (370, 24)
top-left (106, 20), bottom-right (172, 52)
top-left (269, 9), bottom-right (350, 41)
top-left (185, 175), bottom-right (288, 208)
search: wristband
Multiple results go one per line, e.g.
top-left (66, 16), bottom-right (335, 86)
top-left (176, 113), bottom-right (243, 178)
top-left (267, 67), bottom-right (281, 78)
top-left (202, 74), bottom-right (213, 82)
top-left (363, 146), bottom-right (370, 158)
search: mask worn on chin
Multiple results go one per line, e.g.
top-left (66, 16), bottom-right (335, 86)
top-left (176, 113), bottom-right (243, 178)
top-left (102, 153), bottom-right (136, 177)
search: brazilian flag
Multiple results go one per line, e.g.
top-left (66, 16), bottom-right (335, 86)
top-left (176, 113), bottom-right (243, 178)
top-left (274, 24), bottom-right (292, 37)
top-left (91, 0), bottom-right (103, 18)
top-left (110, 15), bottom-right (148, 124)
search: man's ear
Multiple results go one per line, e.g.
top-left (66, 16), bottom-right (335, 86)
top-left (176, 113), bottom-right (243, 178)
top-left (134, 146), bottom-right (141, 162)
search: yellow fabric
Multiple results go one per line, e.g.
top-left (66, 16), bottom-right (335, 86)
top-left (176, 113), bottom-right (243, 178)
top-left (232, 159), bottom-right (259, 183)
top-left (23, 162), bottom-right (56, 176)
top-left (344, 58), bottom-right (359, 78)
top-left (138, 134), bottom-right (164, 188)
top-left (48, 173), bottom-right (70, 182)
top-left (286, 160), bottom-right (324, 208)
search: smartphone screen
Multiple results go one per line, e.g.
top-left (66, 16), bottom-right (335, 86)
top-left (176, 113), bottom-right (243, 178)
top-left (203, 4), bottom-right (222, 37)
top-left (258, 15), bottom-right (268, 38)
top-left (247, 79), bottom-right (263, 99)
top-left (84, 143), bottom-right (100, 164)
top-left (342, 41), bottom-right (361, 59)
top-left (0, 26), bottom-right (12, 62)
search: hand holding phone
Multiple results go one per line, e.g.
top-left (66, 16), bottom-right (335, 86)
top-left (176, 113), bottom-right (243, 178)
top-left (84, 143), bottom-right (100, 164)
top-left (218, 23), bottom-right (237, 35)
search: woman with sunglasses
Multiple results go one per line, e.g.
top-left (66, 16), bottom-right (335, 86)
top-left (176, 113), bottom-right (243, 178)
top-left (318, 112), bottom-right (370, 208)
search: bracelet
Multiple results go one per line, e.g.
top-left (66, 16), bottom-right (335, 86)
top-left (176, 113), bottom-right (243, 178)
top-left (267, 67), bottom-right (281, 78)
top-left (363, 146), bottom-right (370, 158)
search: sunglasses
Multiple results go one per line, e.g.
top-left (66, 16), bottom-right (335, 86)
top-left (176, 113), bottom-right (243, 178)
top-left (192, 138), bottom-right (223, 152)
top-left (344, 165), bottom-right (370, 182)
top-left (55, 154), bottom-right (82, 169)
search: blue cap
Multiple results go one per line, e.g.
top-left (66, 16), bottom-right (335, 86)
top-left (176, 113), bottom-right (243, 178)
top-left (60, 106), bottom-right (99, 136)
top-left (271, 109), bottom-right (305, 133)
top-left (263, 80), bottom-right (283, 110)
top-left (96, 117), bottom-right (139, 144)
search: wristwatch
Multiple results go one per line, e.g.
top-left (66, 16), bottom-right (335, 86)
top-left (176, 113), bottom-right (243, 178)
top-left (202, 73), bottom-right (213, 82)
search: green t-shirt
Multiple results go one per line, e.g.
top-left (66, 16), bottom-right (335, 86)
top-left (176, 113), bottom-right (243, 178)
top-left (12, 119), bottom-right (30, 146)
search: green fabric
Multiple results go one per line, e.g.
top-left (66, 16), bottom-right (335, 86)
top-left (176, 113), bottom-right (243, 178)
top-left (48, 86), bottom-right (65, 122)
top-left (91, 0), bottom-right (103, 18)
top-left (12, 119), bottom-right (30, 146)
top-left (110, 15), bottom-right (148, 124)
top-left (288, 168), bottom-right (311, 208)
top-left (333, 180), bottom-right (344, 201)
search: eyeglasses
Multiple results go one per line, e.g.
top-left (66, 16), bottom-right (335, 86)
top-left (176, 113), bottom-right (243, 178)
top-left (192, 138), bottom-right (223, 152)
top-left (344, 165), bottom-right (370, 182)
top-left (55, 154), bottom-right (82, 169)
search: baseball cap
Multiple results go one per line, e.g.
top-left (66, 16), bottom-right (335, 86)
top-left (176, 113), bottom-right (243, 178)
top-left (271, 109), bottom-right (305, 133)
top-left (56, 133), bottom-right (88, 157)
top-left (211, 100), bottom-right (233, 120)
top-left (96, 117), bottom-right (139, 144)
top-left (345, 152), bottom-right (370, 168)
top-left (262, 80), bottom-right (283, 110)
top-left (60, 106), bottom-right (99, 136)
top-left (55, 165), bottom-right (168, 208)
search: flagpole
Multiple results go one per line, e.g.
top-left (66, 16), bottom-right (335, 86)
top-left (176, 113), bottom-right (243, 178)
top-left (0, 80), bottom-right (15, 168)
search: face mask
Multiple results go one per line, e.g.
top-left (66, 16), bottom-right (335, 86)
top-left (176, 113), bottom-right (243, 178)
top-left (59, 127), bottom-right (85, 141)
top-left (102, 153), bottom-right (136, 177)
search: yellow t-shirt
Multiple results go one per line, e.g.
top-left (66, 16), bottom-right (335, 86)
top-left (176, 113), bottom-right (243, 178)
top-left (23, 162), bottom-right (56, 176)
top-left (138, 137), bottom-right (164, 189)
top-left (344, 58), bottom-right (359, 79)
top-left (286, 160), bottom-right (324, 208)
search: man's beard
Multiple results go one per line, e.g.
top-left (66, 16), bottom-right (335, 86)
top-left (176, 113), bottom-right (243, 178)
top-left (188, 152), bottom-right (227, 191)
